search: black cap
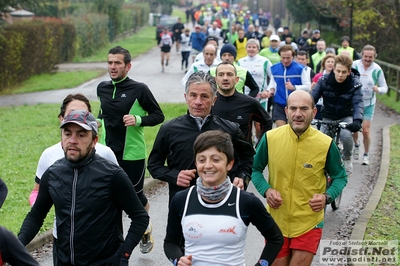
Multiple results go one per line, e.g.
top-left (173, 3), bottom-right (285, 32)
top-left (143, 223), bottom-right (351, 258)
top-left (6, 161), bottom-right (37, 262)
top-left (205, 35), bottom-right (219, 44)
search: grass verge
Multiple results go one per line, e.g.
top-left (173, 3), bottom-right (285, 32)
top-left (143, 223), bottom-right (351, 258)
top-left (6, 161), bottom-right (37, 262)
top-left (73, 26), bottom-right (157, 63)
top-left (377, 92), bottom-right (400, 113)
top-left (0, 102), bottom-right (187, 234)
top-left (364, 124), bottom-right (400, 255)
top-left (0, 70), bottom-right (106, 96)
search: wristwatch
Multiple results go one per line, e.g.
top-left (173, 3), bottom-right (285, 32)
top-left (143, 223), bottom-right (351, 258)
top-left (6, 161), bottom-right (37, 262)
top-left (324, 192), bottom-right (333, 204)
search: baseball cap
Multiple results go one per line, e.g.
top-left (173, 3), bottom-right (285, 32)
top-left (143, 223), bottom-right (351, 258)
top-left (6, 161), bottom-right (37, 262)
top-left (283, 26), bottom-right (289, 30)
top-left (269, 35), bottom-right (280, 42)
top-left (195, 25), bottom-right (201, 29)
top-left (205, 35), bottom-right (219, 44)
top-left (60, 110), bottom-right (98, 134)
top-left (313, 29), bottom-right (320, 34)
top-left (277, 27), bottom-right (284, 33)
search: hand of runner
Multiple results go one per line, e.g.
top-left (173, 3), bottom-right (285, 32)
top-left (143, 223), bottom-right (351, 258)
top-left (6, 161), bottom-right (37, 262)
top-left (266, 188), bottom-right (283, 209)
top-left (123, 114), bottom-right (136, 126)
top-left (309, 194), bottom-right (325, 212)
top-left (178, 255), bottom-right (193, 266)
top-left (177, 169), bottom-right (196, 187)
top-left (232, 177), bottom-right (244, 190)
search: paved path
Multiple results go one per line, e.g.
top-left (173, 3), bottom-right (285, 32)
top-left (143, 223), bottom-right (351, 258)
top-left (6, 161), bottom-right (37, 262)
top-left (2, 44), bottom-right (399, 265)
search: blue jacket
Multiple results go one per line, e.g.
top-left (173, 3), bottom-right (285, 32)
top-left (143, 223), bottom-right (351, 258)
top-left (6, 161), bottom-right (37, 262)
top-left (269, 61), bottom-right (310, 106)
top-left (189, 32), bottom-right (206, 51)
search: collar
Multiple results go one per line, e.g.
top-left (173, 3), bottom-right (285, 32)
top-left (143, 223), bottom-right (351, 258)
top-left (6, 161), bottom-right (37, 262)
top-left (66, 148), bottom-right (96, 168)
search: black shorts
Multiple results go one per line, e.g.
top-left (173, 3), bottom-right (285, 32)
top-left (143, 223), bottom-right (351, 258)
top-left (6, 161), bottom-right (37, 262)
top-left (272, 102), bottom-right (287, 122)
top-left (173, 33), bottom-right (181, 42)
top-left (161, 45), bottom-right (171, 53)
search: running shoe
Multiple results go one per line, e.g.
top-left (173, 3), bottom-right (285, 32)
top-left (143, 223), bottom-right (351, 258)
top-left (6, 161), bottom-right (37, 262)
top-left (344, 159), bottom-right (353, 176)
top-left (140, 223), bottom-right (154, 254)
top-left (353, 142), bottom-right (360, 160)
top-left (362, 154), bottom-right (370, 165)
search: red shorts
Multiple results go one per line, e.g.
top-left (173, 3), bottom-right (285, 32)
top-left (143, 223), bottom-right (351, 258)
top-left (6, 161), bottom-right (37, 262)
top-left (276, 228), bottom-right (323, 258)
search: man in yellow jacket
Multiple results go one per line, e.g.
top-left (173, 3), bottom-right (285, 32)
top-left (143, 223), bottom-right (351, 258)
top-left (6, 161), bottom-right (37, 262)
top-left (252, 90), bottom-right (347, 266)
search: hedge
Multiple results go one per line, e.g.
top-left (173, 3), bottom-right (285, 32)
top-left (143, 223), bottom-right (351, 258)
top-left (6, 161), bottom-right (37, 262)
top-left (0, 19), bottom-right (75, 91)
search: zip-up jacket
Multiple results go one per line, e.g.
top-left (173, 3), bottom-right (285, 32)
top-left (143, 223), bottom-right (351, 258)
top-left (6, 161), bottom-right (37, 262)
top-left (212, 91), bottom-right (272, 143)
top-left (252, 125), bottom-right (347, 237)
top-left (148, 113), bottom-right (255, 201)
top-left (18, 150), bottom-right (149, 265)
top-left (311, 69), bottom-right (364, 121)
top-left (267, 61), bottom-right (311, 106)
top-left (352, 59), bottom-right (388, 107)
top-left (97, 77), bottom-right (164, 160)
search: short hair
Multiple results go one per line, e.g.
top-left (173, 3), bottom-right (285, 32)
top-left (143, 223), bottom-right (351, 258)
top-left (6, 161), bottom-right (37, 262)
top-left (216, 61), bottom-right (237, 75)
top-left (325, 47), bottom-right (336, 55)
top-left (341, 36), bottom-right (350, 43)
top-left (335, 54), bottom-right (353, 70)
top-left (108, 46), bottom-right (131, 65)
top-left (193, 130), bottom-right (234, 163)
top-left (185, 71), bottom-right (217, 96)
top-left (361, 44), bottom-right (377, 57)
top-left (203, 43), bottom-right (217, 54)
top-left (246, 38), bottom-right (260, 50)
top-left (296, 50), bottom-right (308, 59)
top-left (278, 44), bottom-right (295, 56)
top-left (320, 54), bottom-right (335, 72)
top-left (59, 93), bottom-right (91, 118)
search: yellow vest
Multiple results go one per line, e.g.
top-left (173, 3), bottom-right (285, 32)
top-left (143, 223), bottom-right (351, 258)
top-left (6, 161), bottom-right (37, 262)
top-left (266, 125), bottom-right (332, 237)
top-left (235, 38), bottom-right (247, 61)
top-left (338, 46), bottom-right (355, 60)
top-left (311, 52), bottom-right (326, 72)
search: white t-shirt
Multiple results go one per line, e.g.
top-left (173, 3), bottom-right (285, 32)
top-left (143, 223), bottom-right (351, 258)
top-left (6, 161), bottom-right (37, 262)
top-left (35, 142), bottom-right (118, 238)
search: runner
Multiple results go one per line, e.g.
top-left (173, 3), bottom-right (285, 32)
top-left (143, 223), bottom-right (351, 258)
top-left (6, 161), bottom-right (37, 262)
top-left (158, 28), bottom-right (174, 72)
top-left (180, 28), bottom-right (192, 73)
top-left (238, 39), bottom-right (273, 106)
top-left (352, 45), bottom-right (388, 165)
top-left (164, 130), bottom-right (283, 266)
top-left (97, 46), bottom-right (165, 254)
top-left (172, 18), bottom-right (185, 52)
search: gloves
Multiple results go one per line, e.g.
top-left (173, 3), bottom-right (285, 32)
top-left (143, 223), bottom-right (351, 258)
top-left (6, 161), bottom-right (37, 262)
top-left (106, 252), bottom-right (129, 266)
top-left (347, 120), bottom-right (362, 132)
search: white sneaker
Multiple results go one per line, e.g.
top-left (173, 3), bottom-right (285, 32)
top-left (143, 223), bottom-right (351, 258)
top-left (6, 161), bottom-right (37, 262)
top-left (140, 223), bottom-right (154, 254)
top-left (344, 159), bottom-right (353, 176)
top-left (362, 154), bottom-right (370, 165)
top-left (353, 142), bottom-right (360, 160)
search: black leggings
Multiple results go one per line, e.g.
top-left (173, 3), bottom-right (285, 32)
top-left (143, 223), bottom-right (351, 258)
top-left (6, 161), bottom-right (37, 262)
top-left (118, 159), bottom-right (148, 207)
top-left (181, 51), bottom-right (190, 68)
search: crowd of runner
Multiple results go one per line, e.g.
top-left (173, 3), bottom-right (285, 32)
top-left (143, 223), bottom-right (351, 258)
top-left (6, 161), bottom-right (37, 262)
top-left (0, 1), bottom-right (389, 265)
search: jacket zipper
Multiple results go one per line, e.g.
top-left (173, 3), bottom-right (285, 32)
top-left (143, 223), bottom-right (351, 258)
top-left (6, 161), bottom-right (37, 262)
top-left (70, 168), bottom-right (78, 265)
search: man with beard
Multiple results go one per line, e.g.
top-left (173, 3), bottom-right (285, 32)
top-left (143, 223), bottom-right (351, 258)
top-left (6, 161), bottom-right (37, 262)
top-left (19, 110), bottom-right (149, 265)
